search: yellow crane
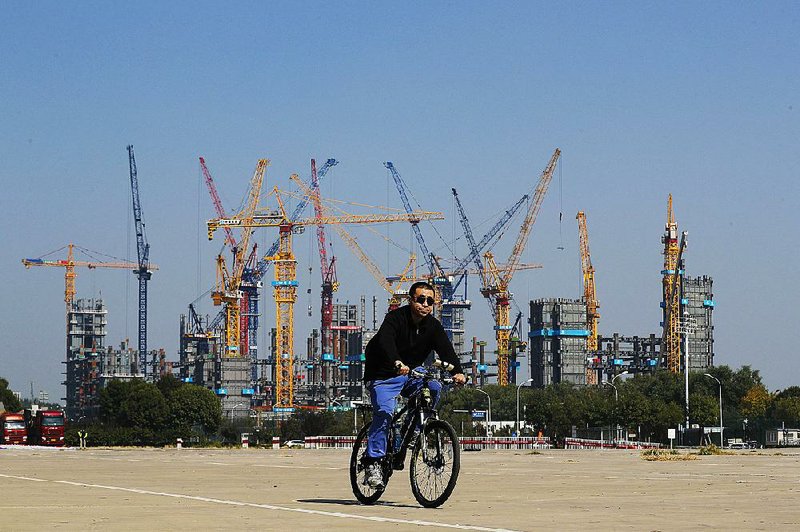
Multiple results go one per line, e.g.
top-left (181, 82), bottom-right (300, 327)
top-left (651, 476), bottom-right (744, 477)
top-left (481, 148), bottom-right (560, 386)
top-left (208, 180), bottom-right (444, 409)
top-left (577, 211), bottom-right (600, 386)
top-left (576, 211), bottom-right (600, 351)
top-left (22, 243), bottom-right (159, 309)
top-left (211, 159), bottom-right (268, 356)
top-left (662, 195), bottom-right (687, 373)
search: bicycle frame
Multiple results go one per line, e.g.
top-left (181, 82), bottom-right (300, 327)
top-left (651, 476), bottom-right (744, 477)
top-left (387, 367), bottom-right (451, 467)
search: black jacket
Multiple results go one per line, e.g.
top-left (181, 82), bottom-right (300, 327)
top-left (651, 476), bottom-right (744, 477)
top-left (363, 305), bottom-right (463, 381)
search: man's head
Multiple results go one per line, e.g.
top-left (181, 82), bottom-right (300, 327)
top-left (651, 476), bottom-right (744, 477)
top-left (408, 281), bottom-right (435, 321)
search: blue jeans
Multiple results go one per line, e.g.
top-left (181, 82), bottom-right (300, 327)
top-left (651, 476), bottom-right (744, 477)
top-left (365, 372), bottom-right (442, 460)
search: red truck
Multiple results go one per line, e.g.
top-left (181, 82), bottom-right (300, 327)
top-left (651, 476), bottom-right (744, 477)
top-left (1, 412), bottom-right (28, 444)
top-left (25, 409), bottom-right (66, 446)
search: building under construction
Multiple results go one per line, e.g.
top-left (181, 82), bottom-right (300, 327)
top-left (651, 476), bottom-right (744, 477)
top-left (528, 298), bottom-right (590, 387)
top-left (530, 276), bottom-right (714, 388)
top-left (65, 299), bottom-right (161, 421)
top-left (681, 275), bottom-right (715, 371)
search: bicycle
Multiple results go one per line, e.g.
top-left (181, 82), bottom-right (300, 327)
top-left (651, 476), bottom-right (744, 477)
top-left (349, 360), bottom-right (462, 508)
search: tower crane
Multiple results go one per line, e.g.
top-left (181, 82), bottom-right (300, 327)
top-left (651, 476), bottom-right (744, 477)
top-left (22, 243), bottom-right (159, 311)
top-left (662, 195), bottom-right (687, 373)
top-left (384, 162), bottom-right (442, 279)
top-left (127, 145), bottom-right (155, 376)
top-left (481, 148), bottom-right (560, 385)
top-left (310, 159), bottom-right (340, 375)
top-left (208, 182), bottom-right (444, 409)
top-left (200, 157), bottom-right (261, 375)
top-left (451, 188), bottom-right (529, 317)
top-left (211, 159), bottom-right (268, 356)
top-left (577, 211), bottom-right (600, 351)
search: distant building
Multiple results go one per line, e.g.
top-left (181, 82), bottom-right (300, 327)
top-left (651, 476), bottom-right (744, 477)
top-left (681, 275), bottom-right (715, 371)
top-left (529, 298), bottom-right (589, 387)
top-left (766, 428), bottom-right (800, 447)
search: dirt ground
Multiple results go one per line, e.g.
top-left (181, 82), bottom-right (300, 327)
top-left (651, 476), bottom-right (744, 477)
top-left (1, 445), bottom-right (798, 531)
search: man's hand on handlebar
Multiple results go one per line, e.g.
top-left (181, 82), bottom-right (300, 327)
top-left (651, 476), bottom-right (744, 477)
top-left (395, 360), bottom-right (410, 375)
top-left (452, 373), bottom-right (467, 386)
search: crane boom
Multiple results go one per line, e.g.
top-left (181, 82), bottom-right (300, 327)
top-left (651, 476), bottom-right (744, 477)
top-left (384, 162), bottom-right (439, 277)
top-left (501, 148), bottom-right (560, 287)
top-left (480, 149), bottom-right (560, 386)
top-left (289, 173), bottom-right (393, 294)
top-left (199, 157), bottom-right (237, 249)
top-left (127, 145), bottom-right (152, 375)
top-left (22, 243), bottom-right (158, 307)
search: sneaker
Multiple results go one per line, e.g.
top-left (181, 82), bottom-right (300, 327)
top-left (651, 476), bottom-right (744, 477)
top-left (392, 454), bottom-right (405, 470)
top-left (364, 462), bottom-right (384, 489)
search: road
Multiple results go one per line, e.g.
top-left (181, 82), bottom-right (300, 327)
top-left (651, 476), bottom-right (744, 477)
top-left (1, 446), bottom-right (798, 530)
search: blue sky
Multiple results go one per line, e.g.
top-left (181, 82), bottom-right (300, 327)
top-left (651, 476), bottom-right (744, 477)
top-left (2, 2), bottom-right (798, 402)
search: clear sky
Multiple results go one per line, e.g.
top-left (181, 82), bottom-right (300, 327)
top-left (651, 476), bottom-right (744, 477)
top-left (2, 1), bottom-right (798, 403)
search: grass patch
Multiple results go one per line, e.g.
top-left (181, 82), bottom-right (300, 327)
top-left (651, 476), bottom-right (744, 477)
top-left (697, 444), bottom-right (735, 456)
top-left (641, 449), bottom-right (697, 461)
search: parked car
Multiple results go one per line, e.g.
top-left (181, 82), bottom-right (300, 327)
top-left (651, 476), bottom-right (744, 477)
top-left (282, 439), bottom-right (305, 449)
top-left (729, 442), bottom-right (748, 449)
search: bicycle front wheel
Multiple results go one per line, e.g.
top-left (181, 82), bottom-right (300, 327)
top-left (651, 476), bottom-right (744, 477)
top-left (349, 424), bottom-right (385, 504)
top-left (409, 419), bottom-right (460, 508)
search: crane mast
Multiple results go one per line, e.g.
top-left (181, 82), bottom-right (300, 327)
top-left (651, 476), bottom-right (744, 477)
top-left (482, 148), bottom-right (560, 385)
top-left (576, 211), bottom-right (600, 351)
top-left (127, 145), bottom-right (152, 376)
top-left (662, 195), bottom-right (687, 373)
top-left (311, 159), bottom-right (339, 384)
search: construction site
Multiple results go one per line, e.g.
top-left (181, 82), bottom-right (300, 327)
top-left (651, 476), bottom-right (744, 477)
top-left (20, 148), bottom-right (714, 423)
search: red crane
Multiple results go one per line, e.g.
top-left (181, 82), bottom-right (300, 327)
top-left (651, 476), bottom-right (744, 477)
top-left (311, 159), bottom-right (339, 365)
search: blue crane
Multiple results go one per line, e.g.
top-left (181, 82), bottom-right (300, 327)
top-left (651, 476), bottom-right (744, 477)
top-left (383, 162), bottom-right (441, 278)
top-left (450, 189), bottom-right (529, 308)
top-left (127, 145), bottom-right (152, 376)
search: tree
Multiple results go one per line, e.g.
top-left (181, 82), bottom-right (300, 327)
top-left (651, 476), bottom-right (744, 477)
top-left (740, 385), bottom-right (771, 420)
top-left (772, 397), bottom-right (800, 426)
top-left (0, 377), bottom-right (23, 413)
top-left (167, 384), bottom-right (222, 436)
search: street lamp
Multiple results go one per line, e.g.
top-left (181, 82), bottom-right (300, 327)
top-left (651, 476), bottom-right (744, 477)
top-left (605, 371), bottom-right (628, 442)
top-left (704, 373), bottom-right (723, 447)
top-left (475, 388), bottom-right (492, 436)
top-left (515, 378), bottom-right (533, 437)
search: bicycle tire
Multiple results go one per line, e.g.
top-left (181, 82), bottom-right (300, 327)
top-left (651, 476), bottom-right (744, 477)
top-left (349, 424), bottom-right (386, 504)
top-left (409, 419), bottom-right (460, 508)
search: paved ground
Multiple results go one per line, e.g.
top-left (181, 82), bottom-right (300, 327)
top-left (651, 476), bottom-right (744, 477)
top-left (1, 445), bottom-right (799, 531)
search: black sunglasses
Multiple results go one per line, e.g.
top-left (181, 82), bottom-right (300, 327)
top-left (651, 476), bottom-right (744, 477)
top-left (414, 295), bottom-right (435, 306)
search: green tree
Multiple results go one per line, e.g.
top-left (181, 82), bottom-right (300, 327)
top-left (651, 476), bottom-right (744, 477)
top-left (0, 377), bottom-right (23, 413)
top-left (772, 397), bottom-right (800, 426)
top-left (167, 384), bottom-right (222, 436)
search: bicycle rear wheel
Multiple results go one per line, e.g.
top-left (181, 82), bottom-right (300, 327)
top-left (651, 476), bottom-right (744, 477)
top-left (350, 424), bottom-right (386, 504)
top-left (409, 419), bottom-right (460, 508)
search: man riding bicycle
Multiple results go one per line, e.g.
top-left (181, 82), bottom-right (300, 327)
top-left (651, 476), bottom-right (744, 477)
top-left (362, 281), bottom-right (466, 489)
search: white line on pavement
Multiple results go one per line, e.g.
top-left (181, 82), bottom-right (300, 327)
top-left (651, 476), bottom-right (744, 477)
top-left (0, 473), bottom-right (518, 532)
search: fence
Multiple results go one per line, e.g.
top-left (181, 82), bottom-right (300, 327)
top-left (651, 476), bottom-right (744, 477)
top-left (305, 435), bottom-right (551, 450)
top-left (563, 437), bottom-right (661, 450)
